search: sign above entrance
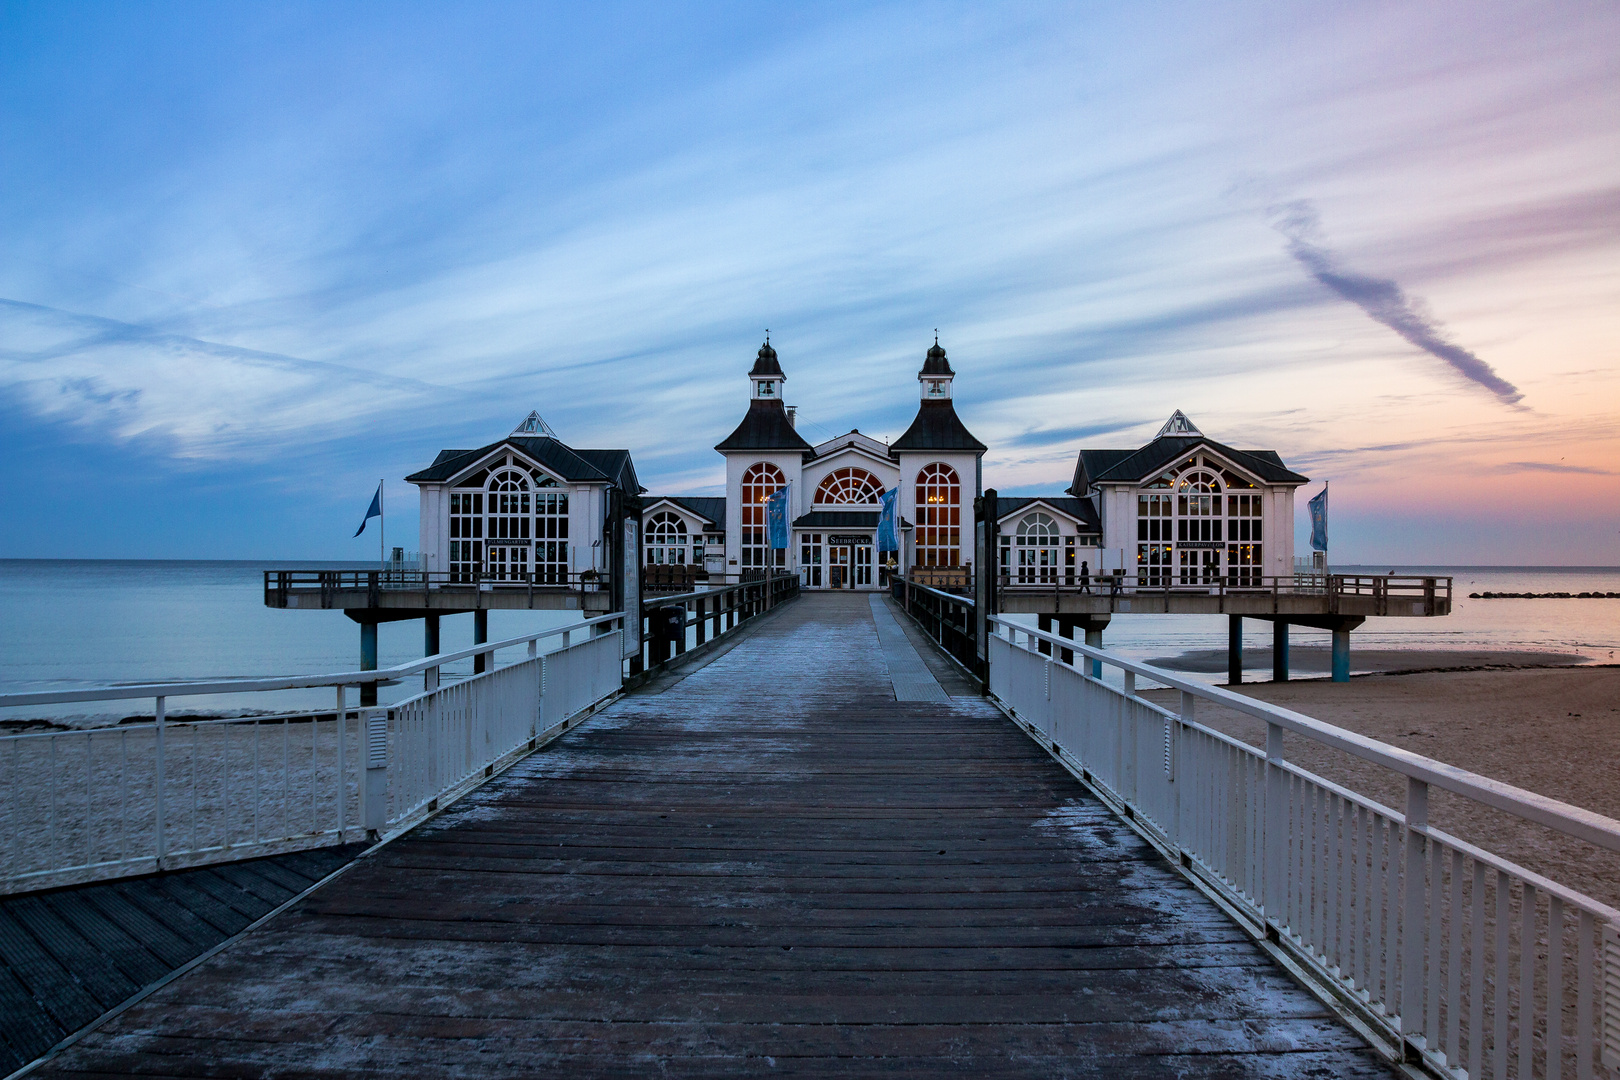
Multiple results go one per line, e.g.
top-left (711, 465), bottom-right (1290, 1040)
top-left (829, 535), bottom-right (872, 546)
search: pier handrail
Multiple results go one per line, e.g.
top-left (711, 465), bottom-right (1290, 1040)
top-left (0, 611), bottom-right (627, 709)
top-left (986, 612), bottom-right (1620, 1080)
top-left (988, 615), bottom-right (1620, 855)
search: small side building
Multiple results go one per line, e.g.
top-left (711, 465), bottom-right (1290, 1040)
top-left (1069, 411), bottom-right (1307, 584)
top-left (406, 412), bottom-right (643, 583)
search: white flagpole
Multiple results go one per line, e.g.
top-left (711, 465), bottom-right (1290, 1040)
top-left (379, 479), bottom-right (385, 569)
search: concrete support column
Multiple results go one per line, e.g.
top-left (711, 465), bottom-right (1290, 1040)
top-left (359, 622), bottom-right (379, 706)
top-left (423, 614), bottom-right (441, 692)
top-left (1228, 615), bottom-right (1243, 685)
top-left (1272, 621), bottom-right (1289, 682)
top-left (1055, 620), bottom-right (1075, 667)
top-left (473, 609), bottom-right (489, 674)
top-left (1036, 613), bottom-right (1053, 657)
top-left (1083, 627), bottom-right (1103, 679)
top-left (1331, 627), bottom-right (1351, 682)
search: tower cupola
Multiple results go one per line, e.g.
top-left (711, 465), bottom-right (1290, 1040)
top-left (750, 336), bottom-right (785, 400)
top-left (918, 335), bottom-right (954, 400)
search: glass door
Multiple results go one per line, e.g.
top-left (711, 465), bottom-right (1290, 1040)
top-left (487, 544), bottom-right (530, 583)
top-left (828, 545), bottom-right (851, 588)
top-left (855, 545), bottom-right (873, 587)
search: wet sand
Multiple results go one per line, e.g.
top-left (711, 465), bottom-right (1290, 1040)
top-left (1141, 664), bottom-right (1620, 909)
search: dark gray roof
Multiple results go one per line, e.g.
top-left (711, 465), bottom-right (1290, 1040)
top-left (792, 510), bottom-right (914, 530)
top-left (890, 401), bottom-right (986, 453)
top-left (749, 341), bottom-right (783, 377)
top-left (920, 341), bottom-right (954, 377)
top-left (650, 496), bottom-right (726, 532)
top-left (995, 496), bottom-right (1100, 531)
top-left (715, 399), bottom-right (814, 452)
top-left (1069, 435), bottom-right (1307, 495)
top-left (406, 437), bottom-right (643, 492)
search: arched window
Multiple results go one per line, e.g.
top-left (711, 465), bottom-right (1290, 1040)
top-left (646, 512), bottom-right (689, 565)
top-left (815, 467), bottom-right (883, 505)
top-left (914, 463), bottom-right (960, 568)
top-left (1135, 453), bottom-right (1261, 587)
top-left (1010, 512), bottom-right (1061, 583)
top-left (741, 462), bottom-right (786, 572)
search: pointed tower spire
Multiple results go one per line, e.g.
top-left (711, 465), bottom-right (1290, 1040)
top-left (919, 336), bottom-right (954, 399)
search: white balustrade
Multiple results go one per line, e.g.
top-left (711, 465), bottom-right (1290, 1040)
top-left (988, 615), bottom-right (1620, 1080)
top-left (0, 613), bottom-right (627, 894)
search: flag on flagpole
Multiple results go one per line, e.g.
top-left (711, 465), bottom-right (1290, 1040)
top-left (1308, 484), bottom-right (1328, 552)
top-left (766, 485), bottom-right (790, 549)
top-left (877, 488), bottom-right (899, 553)
top-left (354, 483), bottom-right (383, 537)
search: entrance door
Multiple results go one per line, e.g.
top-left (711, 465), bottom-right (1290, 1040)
top-left (855, 545), bottom-right (873, 587)
top-left (487, 544), bottom-right (530, 583)
top-left (828, 545), bottom-right (851, 589)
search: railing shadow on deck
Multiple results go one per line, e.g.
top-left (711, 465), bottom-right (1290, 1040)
top-left (986, 616), bottom-right (1620, 1080)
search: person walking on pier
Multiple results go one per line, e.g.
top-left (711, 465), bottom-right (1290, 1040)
top-left (1079, 560), bottom-right (1090, 594)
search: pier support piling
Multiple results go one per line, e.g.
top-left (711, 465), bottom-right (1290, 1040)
top-left (473, 609), bottom-right (489, 674)
top-left (1273, 621), bottom-right (1289, 682)
top-left (1331, 627), bottom-right (1351, 683)
top-left (359, 622), bottom-right (378, 706)
top-left (424, 615), bottom-right (441, 691)
top-left (1228, 615), bottom-right (1243, 685)
top-left (1083, 626), bottom-right (1103, 679)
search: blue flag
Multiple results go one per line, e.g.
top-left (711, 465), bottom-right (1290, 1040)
top-left (765, 486), bottom-right (789, 549)
top-left (1308, 485), bottom-right (1328, 552)
top-left (877, 488), bottom-right (899, 553)
top-left (354, 483), bottom-right (382, 537)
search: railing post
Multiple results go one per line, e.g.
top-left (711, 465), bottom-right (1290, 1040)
top-left (1265, 721), bottom-right (1286, 926)
top-left (1402, 777), bottom-right (1430, 1047)
top-left (154, 695), bottom-right (166, 863)
top-left (335, 685), bottom-right (346, 837)
top-left (362, 708), bottom-right (389, 837)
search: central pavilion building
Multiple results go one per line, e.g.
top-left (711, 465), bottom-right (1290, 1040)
top-left (407, 340), bottom-right (1308, 595)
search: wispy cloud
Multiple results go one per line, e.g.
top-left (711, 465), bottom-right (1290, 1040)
top-left (1268, 200), bottom-right (1524, 406)
top-left (1502, 461), bottom-right (1614, 476)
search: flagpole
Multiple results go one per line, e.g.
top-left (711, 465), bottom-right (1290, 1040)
top-left (379, 480), bottom-right (385, 570)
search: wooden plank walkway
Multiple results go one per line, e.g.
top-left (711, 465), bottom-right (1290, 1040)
top-left (0, 845), bottom-right (366, 1073)
top-left (32, 592), bottom-right (1394, 1078)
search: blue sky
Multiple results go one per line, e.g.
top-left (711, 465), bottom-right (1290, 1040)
top-left (2, 2), bottom-right (1616, 562)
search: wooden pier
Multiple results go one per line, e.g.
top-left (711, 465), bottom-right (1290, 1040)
top-left (27, 593), bottom-right (1394, 1077)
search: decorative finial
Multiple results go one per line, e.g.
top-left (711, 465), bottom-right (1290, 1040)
top-left (934, 329), bottom-right (938, 345)
top-left (765, 329), bottom-right (770, 345)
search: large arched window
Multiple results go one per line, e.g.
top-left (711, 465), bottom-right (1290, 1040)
top-left (741, 462), bottom-right (786, 571)
top-left (814, 467), bottom-right (883, 505)
top-left (1012, 512), bottom-right (1060, 583)
top-left (914, 462), bottom-right (961, 568)
top-left (1135, 454), bottom-right (1262, 587)
top-left (646, 512), bottom-right (688, 565)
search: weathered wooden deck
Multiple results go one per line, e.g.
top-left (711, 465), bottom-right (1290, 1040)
top-left (33, 593), bottom-right (1393, 1078)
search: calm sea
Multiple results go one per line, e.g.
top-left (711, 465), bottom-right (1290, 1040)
top-left (1, 561), bottom-right (1617, 725)
top-left (0, 561), bottom-right (584, 726)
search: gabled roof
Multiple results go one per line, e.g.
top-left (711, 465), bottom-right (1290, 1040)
top-left (406, 437), bottom-right (643, 492)
top-left (995, 496), bottom-right (1100, 531)
top-left (715, 399), bottom-right (814, 453)
top-left (646, 496), bottom-right (727, 532)
top-left (890, 400), bottom-right (986, 453)
top-left (1069, 435), bottom-right (1307, 495)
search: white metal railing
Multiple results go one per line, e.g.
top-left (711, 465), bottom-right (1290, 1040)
top-left (987, 616), bottom-right (1620, 1080)
top-left (0, 613), bottom-right (627, 894)
top-left (377, 629), bottom-right (623, 826)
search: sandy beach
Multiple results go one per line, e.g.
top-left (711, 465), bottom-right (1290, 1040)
top-left (1142, 663), bottom-right (1620, 909)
